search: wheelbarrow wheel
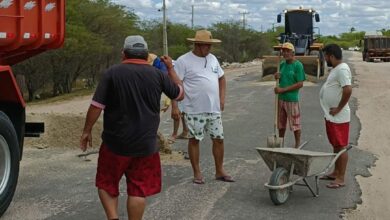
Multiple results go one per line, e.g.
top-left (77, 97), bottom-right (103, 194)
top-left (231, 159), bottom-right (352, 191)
top-left (269, 167), bottom-right (290, 205)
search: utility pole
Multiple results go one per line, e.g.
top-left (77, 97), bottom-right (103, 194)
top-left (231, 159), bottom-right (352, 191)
top-left (162, 0), bottom-right (168, 55)
top-left (240, 11), bottom-right (249, 30)
top-left (191, 4), bottom-right (194, 29)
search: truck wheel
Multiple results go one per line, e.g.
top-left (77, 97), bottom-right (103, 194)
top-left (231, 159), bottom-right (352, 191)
top-left (0, 111), bottom-right (20, 217)
top-left (365, 53), bottom-right (370, 62)
top-left (268, 167), bottom-right (290, 205)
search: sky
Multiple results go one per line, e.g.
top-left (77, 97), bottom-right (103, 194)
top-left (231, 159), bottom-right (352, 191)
top-left (111, 0), bottom-right (390, 36)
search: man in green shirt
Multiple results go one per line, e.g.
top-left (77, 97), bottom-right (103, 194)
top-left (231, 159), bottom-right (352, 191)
top-left (274, 42), bottom-right (306, 148)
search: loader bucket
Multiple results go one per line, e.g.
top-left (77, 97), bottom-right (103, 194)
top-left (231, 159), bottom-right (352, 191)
top-left (262, 55), bottom-right (281, 77)
top-left (262, 55), bottom-right (324, 80)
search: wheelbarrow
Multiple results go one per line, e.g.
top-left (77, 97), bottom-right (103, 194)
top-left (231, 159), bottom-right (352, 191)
top-left (256, 144), bottom-right (352, 205)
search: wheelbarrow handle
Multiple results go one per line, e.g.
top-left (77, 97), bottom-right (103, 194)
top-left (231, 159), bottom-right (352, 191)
top-left (321, 145), bottom-right (353, 176)
top-left (297, 140), bottom-right (309, 149)
top-left (274, 55), bottom-right (281, 136)
top-left (333, 145), bottom-right (353, 161)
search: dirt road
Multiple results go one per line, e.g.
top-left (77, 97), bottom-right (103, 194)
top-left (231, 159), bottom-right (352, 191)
top-left (345, 53), bottom-right (390, 219)
top-left (2, 54), bottom-right (389, 219)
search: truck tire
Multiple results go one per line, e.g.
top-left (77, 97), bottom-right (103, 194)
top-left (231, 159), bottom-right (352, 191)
top-left (0, 111), bottom-right (20, 217)
top-left (364, 53), bottom-right (370, 62)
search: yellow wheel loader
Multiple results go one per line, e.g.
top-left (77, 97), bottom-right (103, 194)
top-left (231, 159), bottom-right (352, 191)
top-left (262, 8), bottom-right (326, 80)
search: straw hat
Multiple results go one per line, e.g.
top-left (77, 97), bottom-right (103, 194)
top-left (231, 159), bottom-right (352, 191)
top-left (187, 30), bottom-right (221, 44)
top-left (147, 53), bottom-right (157, 65)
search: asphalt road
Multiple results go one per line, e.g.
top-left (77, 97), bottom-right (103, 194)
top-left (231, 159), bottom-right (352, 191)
top-left (2, 51), bottom-right (375, 220)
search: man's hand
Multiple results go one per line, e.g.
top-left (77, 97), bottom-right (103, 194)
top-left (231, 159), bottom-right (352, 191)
top-left (160, 55), bottom-right (174, 69)
top-left (274, 72), bottom-right (280, 80)
top-left (79, 105), bottom-right (102, 152)
top-left (329, 107), bottom-right (341, 116)
top-left (220, 100), bottom-right (225, 111)
top-left (274, 86), bottom-right (285, 94)
top-left (80, 132), bottom-right (92, 152)
top-left (330, 85), bottom-right (352, 117)
top-left (171, 106), bottom-right (181, 120)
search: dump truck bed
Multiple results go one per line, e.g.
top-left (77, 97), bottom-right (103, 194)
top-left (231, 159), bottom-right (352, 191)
top-left (0, 0), bottom-right (65, 65)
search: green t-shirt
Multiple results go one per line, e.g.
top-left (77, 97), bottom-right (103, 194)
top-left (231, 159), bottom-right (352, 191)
top-left (278, 60), bottom-right (306, 102)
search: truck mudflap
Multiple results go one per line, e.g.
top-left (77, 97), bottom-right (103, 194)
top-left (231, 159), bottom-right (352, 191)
top-left (25, 122), bottom-right (44, 137)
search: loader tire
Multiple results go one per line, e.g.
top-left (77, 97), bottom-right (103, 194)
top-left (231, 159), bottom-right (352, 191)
top-left (0, 111), bottom-right (20, 217)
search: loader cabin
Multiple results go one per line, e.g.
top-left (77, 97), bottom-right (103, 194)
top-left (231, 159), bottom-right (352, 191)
top-left (275, 8), bottom-right (320, 55)
top-left (277, 8), bottom-right (320, 37)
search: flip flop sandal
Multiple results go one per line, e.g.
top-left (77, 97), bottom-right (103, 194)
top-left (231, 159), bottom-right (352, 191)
top-left (326, 182), bottom-right (345, 189)
top-left (215, 175), bottom-right (235, 182)
top-left (193, 178), bottom-right (205, 184)
top-left (319, 175), bottom-right (336, 180)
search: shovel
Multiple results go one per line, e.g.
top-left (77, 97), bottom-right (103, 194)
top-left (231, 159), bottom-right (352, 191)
top-left (267, 53), bottom-right (284, 148)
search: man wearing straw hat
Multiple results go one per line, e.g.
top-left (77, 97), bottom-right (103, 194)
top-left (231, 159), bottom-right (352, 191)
top-left (171, 30), bottom-right (234, 184)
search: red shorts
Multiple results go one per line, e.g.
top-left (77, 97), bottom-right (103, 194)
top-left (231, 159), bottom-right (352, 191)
top-left (96, 144), bottom-right (161, 197)
top-left (325, 120), bottom-right (350, 148)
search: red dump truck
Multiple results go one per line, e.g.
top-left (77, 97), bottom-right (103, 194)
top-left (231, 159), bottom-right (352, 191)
top-left (0, 0), bottom-right (65, 216)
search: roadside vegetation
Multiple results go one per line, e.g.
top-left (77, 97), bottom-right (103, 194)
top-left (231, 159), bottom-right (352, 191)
top-left (12, 0), bottom-right (390, 102)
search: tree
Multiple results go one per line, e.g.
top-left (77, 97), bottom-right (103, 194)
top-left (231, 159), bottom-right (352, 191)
top-left (210, 21), bottom-right (244, 62)
top-left (13, 56), bottom-right (49, 101)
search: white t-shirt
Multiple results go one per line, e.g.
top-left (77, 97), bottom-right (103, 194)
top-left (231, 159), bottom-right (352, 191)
top-left (319, 63), bottom-right (352, 123)
top-left (174, 51), bottom-right (224, 114)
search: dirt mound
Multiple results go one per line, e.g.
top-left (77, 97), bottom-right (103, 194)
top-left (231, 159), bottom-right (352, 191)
top-left (25, 113), bottom-right (102, 150)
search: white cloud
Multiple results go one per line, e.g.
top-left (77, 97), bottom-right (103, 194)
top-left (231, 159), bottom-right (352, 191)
top-left (113, 0), bottom-right (153, 8)
top-left (111, 0), bottom-right (390, 35)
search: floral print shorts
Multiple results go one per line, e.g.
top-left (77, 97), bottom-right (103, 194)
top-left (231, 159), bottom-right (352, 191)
top-left (184, 113), bottom-right (224, 141)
